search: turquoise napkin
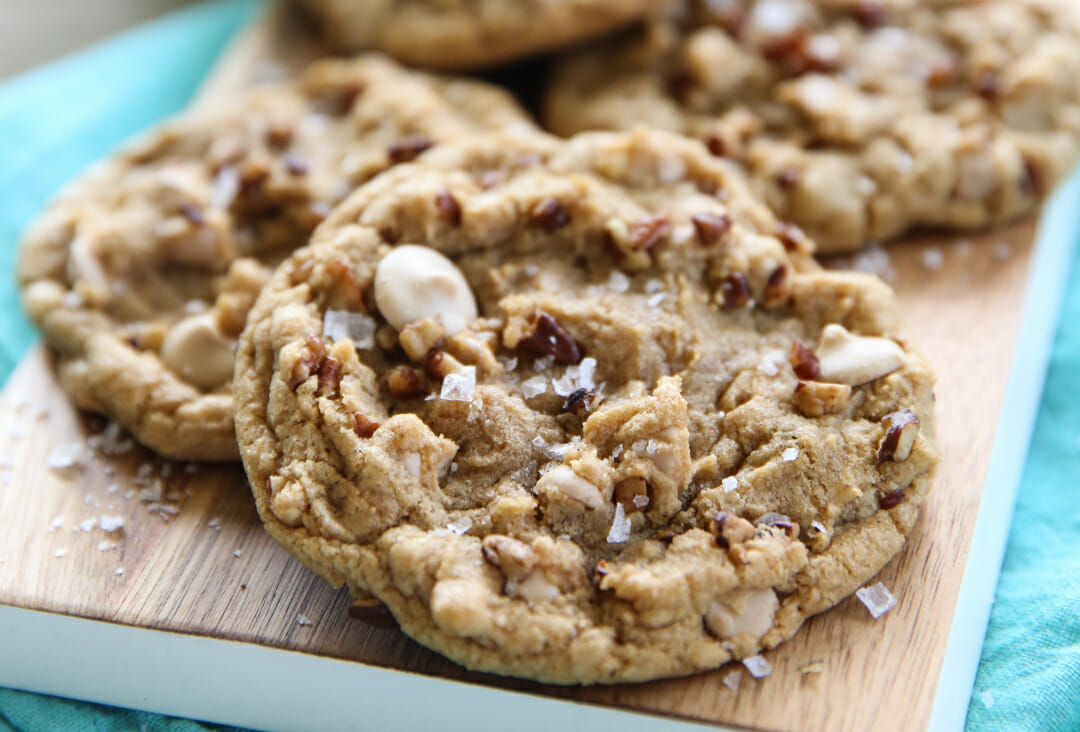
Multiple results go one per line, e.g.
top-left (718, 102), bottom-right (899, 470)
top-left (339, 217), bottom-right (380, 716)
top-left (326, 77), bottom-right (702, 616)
top-left (0, 1), bottom-right (1076, 729)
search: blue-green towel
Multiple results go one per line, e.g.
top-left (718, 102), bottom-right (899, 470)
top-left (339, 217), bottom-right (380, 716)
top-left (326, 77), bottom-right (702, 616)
top-left (0, 1), bottom-right (1076, 729)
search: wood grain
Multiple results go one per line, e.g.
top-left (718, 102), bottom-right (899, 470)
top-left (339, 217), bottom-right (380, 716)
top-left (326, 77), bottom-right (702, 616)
top-left (0, 5), bottom-right (1044, 731)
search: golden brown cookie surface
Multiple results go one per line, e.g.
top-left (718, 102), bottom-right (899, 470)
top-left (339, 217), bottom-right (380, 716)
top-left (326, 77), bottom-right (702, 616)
top-left (235, 129), bottom-right (938, 683)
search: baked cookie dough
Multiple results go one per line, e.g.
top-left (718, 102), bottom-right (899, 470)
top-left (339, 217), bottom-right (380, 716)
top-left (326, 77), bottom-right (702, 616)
top-left (293, 0), bottom-right (672, 69)
top-left (18, 55), bottom-right (533, 461)
top-left (545, 0), bottom-right (1080, 252)
top-left (234, 128), bottom-right (939, 683)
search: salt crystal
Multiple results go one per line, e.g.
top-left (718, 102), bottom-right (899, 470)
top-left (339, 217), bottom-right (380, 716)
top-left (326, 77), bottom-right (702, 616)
top-left (207, 517), bottom-right (222, 530)
top-left (810, 520), bottom-right (827, 534)
top-left (921, 248), bottom-right (944, 270)
top-left (722, 669), bottom-right (742, 691)
top-left (9, 424), bottom-right (27, 439)
top-left (993, 242), bottom-right (1012, 260)
top-left (105, 484), bottom-right (119, 495)
top-left (100, 515), bottom-right (124, 532)
top-left (115, 568), bottom-right (124, 576)
top-left (532, 436), bottom-right (548, 450)
top-left (742, 655), bottom-right (772, 678)
top-left (894, 151), bottom-right (914, 174)
top-left (124, 489), bottom-right (136, 500)
top-left (45, 442), bottom-right (87, 472)
top-left (323, 309), bottom-right (375, 348)
top-left (138, 480), bottom-right (164, 503)
top-left (759, 358), bottom-right (779, 377)
top-left (722, 476), bottom-right (739, 493)
top-left (607, 270), bottom-right (631, 293)
top-left (78, 518), bottom-right (98, 532)
top-left (645, 439), bottom-right (660, 456)
top-left (546, 439), bottom-right (577, 461)
top-left (781, 447), bottom-right (799, 462)
top-left (296, 614), bottom-right (314, 627)
top-left (980, 690), bottom-right (995, 709)
top-left (498, 356), bottom-right (519, 372)
top-left (96, 541), bottom-right (116, 552)
top-left (611, 444), bottom-right (624, 460)
top-left (233, 550), bottom-right (243, 558)
top-left (632, 440), bottom-right (647, 453)
top-left (47, 515), bottom-right (64, 532)
top-left (532, 355), bottom-right (554, 372)
top-left (522, 376), bottom-right (548, 399)
top-left (606, 503), bottom-right (632, 544)
top-left (852, 243), bottom-right (895, 282)
top-left (647, 293), bottom-right (666, 308)
top-left (83, 494), bottom-right (99, 507)
top-left (53, 548), bottom-right (67, 559)
top-left (632, 495), bottom-right (650, 509)
top-left (750, 0), bottom-right (800, 37)
top-left (856, 582), bottom-right (897, 618)
top-left (87, 422), bottom-right (133, 455)
top-left (440, 366), bottom-right (476, 402)
top-left (446, 515), bottom-right (472, 536)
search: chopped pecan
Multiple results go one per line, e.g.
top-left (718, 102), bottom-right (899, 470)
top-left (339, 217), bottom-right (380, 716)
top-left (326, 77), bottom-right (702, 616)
top-left (434, 188), bottom-right (462, 226)
top-left (877, 409), bottom-right (920, 462)
top-left (720, 272), bottom-right (752, 308)
top-left (776, 222), bottom-right (811, 253)
top-left (387, 365), bottom-right (424, 399)
top-left (763, 264), bottom-right (789, 306)
top-left (691, 212), bottom-right (732, 245)
top-left (973, 70), bottom-right (1002, 100)
top-left (614, 477), bottom-right (651, 513)
top-left (518, 312), bottom-right (582, 365)
top-left (879, 488), bottom-right (906, 509)
top-left (387, 135), bottom-right (433, 164)
top-left (529, 198), bottom-right (570, 232)
top-left (353, 414), bottom-right (379, 438)
top-left (851, 1), bottom-right (888, 29)
top-left (792, 380), bottom-right (851, 417)
top-left (789, 342), bottom-right (821, 380)
top-left (628, 213), bottom-right (671, 251)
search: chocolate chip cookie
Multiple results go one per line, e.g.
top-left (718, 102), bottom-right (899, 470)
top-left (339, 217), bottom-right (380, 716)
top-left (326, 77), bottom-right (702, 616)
top-left (293, 0), bottom-right (672, 69)
top-left (545, 0), bottom-right (1080, 252)
top-left (17, 55), bottom-right (533, 461)
top-left (234, 128), bottom-right (939, 683)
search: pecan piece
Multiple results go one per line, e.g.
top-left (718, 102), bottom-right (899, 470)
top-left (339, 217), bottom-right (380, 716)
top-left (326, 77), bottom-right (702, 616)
top-left (530, 198), bottom-right (570, 232)
top-left (353, 414), bottom-right (379, 438)
top-left (434, 188), bottom-right (462, 226)
top-left (518, 312), bottom-right (582, 365)
top-left (792, 380), bottom-right (851, 417)
top-left (387, 365), bottom-right (424, 399)
top-left (691, 213), bottom-right (732, 245)
top-left (387, 135), bottom-right (433, 164)
top-left (720, 272), bottom-right (752, 308)
top-left (628, 213), bottom-right (671, 251)
top-left (879, 488), bottom-right (906, 509)
top-left (877, 409), bottom-right (920, 462)
top-left (789, 342), bottom-right (821, 380)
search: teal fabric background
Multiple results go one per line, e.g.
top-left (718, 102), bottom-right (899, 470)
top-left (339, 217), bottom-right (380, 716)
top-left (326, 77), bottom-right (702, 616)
top-left (0, 1), bottom-right (1076, 729)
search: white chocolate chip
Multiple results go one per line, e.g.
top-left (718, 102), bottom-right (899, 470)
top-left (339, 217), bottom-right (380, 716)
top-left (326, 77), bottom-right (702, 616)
top-left (705, 588), bottom-right (779, 640)
top-left (536, 465), bottom-right (603, 509)
top-left (160, 312), bottom-right (234, 389)
top-left (374, 245), bottom-right (477, 334)
top-left (815, 324), bottom-right (904, 386)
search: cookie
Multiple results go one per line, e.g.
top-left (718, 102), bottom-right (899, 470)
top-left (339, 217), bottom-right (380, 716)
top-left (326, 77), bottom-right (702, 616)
top-left (17, 55), bottom-right (534, 461)
top-left (545, 0), bottom-right (1080, 252)
top-left (234, 128), bottom-right (939, 683)
top-left (293, 0), bottom-right (672, 69)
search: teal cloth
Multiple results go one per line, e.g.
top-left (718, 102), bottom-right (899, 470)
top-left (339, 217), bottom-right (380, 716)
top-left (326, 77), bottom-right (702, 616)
top-left (0, 1), bottom-right (1077, 729)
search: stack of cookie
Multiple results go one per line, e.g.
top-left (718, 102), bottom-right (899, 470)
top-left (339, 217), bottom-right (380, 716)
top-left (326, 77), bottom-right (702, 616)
top-left (16, 0), bottom-right (1080, 685)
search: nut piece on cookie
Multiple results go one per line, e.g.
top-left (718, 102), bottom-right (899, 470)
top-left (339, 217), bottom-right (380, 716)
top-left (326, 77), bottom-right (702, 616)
top-left (877, 409), bottom-right (921, 463)
top-left (373, 245), bottom-right (477, 335)
top-left (815, 324), bottom-right (904, 385)
top-left (481, 535), bottom-right (560, 605)
top-left (705, 588), bottom-right (779, 641)
top-left (399, 317), bottom-right (445, 362)
top-left (792, 380), bottom-right (852, 417)
top-left (535, 465), bottom-right (604, 509)
top-left (160, 312), bottom-right (234, 390)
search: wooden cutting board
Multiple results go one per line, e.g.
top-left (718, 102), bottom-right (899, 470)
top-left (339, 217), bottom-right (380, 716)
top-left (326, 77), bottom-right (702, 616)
top-left (0, 5), bottom-right (1074, 731)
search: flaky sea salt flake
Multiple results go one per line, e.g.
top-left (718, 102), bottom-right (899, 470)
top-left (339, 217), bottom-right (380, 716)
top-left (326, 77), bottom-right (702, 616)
top-left (296, 614), bottom-right (314, 627)
top-left (47, 515), bottom-right (64, 532)
top-left (53, 548), bottom-right (67, 559)
top-left (100, 515), bottom-right (124, 532)
top-left (722, 669), bottom-right (742, 691)
top-left (920, 248), bottom-right (944, 270)
top-left (522, 375), bottom-right (548, 398)
top-left (980, 690), bottom-right (995, 709)
top-left (607, 270), bottom-right (631, 293)
top-left (742, 655), bottom-right (772, 678)
top-left (46, 442), bottom-right (87, 472)
top-left (446, 516), bottom-right (473, 536)
top-left (78, 518), bottom-right (98, 532)
top-left (440, 366), bottom-right (476, 402)
top-left (722, 476), bottom-right (739, 493)
top-left (781, 447), bottom-right (799, 462)
top-left (856, 582), bottom-right (897, 618)
top-left (606, 503), bottom-right (632, 544)
top-left (323, 309), bottom-right (375, 348)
